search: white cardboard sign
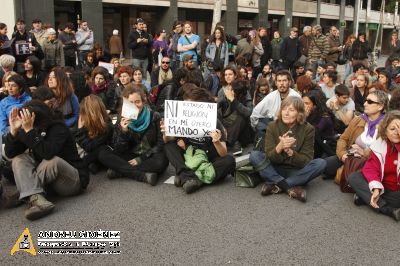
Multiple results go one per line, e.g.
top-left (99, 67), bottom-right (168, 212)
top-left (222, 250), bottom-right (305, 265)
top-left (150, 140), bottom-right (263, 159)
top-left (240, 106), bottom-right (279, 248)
top-left (164, 100), bottom-right (217, 138)
top-left (121, 98), bottom-right (139, 120)
top-left (98, 61), bottom-right (114, 75)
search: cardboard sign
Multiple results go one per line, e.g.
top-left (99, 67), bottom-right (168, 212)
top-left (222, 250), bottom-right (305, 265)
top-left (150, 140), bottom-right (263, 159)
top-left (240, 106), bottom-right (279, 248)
top-left (164, 100), bottom-right (217, 138)
top-left (121, 98), bottom-right (139, 120)
top-left (98, 61), bottom-right (114, 75)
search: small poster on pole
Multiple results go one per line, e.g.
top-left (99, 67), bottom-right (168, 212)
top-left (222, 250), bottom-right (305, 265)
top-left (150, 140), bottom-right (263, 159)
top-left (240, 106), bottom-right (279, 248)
top-left (164, 100), bottom-right (217, 138)
top-left (15, 42), bottom-right (31, 55)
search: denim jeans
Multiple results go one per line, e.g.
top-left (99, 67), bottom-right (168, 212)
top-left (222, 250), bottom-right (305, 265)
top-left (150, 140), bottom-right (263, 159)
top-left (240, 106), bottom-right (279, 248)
top-left (343, 62), bottom-right (353, 80)
top-left (132, 58), bottom-right (149, 79)
top-left (250, 150), bottom-right (326, 187)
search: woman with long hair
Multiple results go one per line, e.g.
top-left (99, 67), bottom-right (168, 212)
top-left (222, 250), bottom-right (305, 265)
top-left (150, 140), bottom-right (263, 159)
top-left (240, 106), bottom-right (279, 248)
top-left (23, 55), bottom-right (45, 94)
top-left (46, 67), bottom-right (79, 128)
top-left (206, 27), bottom-right (229, 67)
top-left (74, 95), bottom-right (114, 173)
top-left (90, 66), bottom-right (117, 113)
top-left (250, 29), bottom-right (264, 79)
top-left (0, 23), bottom-right (11, 56)
top-left (303, 90), bottom-right (336, 158)
top-left (351, 73), bottom-right (369, 114)
top-left (343, 34), bottom-right (356, 79)
top-left (108, 84), bottom-right (168, 185)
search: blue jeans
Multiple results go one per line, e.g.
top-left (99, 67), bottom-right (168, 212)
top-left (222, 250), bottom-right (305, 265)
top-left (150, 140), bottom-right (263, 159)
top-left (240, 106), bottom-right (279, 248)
top-left (249, 150), bottom-right (326, 187)
top-left (132, 58), bottom-right (149, 80)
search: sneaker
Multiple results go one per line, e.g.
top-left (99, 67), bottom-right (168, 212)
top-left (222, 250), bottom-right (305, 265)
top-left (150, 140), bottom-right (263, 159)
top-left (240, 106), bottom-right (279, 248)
top-left (392, 208), bottom-right (400, 222)
top-left (260, 183), bottom-right (282, 196)
top-left (24, 194), bottom-right (55, 220)
top-left (182, 179), bottom-right (203, 194)
top-left (107, 169), bottom-right (122, 179)
top-left (174, 176), bottom-right (182, 187)
top-left (144, 172), bottom-right (158, 186)
top-left (287, 186), bottom-right (307, 202)
top-left (232, 141), bottom-right (243, 156)
top-left (353, 194), bottom-right (365, 206)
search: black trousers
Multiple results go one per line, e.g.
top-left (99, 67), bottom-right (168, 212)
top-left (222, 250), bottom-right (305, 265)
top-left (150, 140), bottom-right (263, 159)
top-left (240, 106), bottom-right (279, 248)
top-left (90, 146), bottom-right (169, 181)
top-left (223, 115), bottom-right (253, 147)
top-left (323, 155), bottom-right (343, 179)
top-left (65, 55), bottom-right (76, 68)
top-left (164, 142), bottom-right (236, 184)
top-left (349, 172), bottom-right (400, 214)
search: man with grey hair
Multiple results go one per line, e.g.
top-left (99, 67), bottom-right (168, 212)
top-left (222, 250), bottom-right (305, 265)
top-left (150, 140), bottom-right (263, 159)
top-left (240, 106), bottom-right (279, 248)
top-left (308, 25), bottom-right (330, 78)
top-left (299, 26), bottom-right (312, 66)
top-left (0, 54), bottom-right (16, 81)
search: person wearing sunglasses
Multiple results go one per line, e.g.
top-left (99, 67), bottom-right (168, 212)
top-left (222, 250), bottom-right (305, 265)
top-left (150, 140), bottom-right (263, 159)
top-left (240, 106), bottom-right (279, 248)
top-left (323, 90), bottom-right (389, 180)
top-left (150, 56), bottom-right (173, 88)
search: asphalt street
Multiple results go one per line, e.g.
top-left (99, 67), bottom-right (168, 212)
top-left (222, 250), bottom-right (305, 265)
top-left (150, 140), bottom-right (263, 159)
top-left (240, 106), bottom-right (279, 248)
top-left (1, 55), bottom-right (398, 265)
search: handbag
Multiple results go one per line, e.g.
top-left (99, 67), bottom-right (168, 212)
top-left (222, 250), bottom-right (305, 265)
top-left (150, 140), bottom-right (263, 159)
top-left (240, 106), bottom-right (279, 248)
top-left (336, 52), bottom-right (347, 65)
top-left (339, 156), bottom-right (366, 193)
top-left (235, 165), bottom-right (261, 188)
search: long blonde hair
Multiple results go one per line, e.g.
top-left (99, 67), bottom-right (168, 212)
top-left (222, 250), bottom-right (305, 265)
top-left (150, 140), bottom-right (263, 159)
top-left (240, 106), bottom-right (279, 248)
top-left (79, 95), bottom-right (109, 139)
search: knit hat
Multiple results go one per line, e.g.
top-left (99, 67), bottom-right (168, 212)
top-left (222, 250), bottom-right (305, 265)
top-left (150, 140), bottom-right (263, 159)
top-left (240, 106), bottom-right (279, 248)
top-left (47, 28), bottom-right (56, 35)
top-left (113, 29), bottom-right (118, 35)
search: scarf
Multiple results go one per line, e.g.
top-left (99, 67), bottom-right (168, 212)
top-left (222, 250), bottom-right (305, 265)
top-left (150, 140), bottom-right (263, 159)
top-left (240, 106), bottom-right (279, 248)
top-left (158, 68), bottom-right (173, 86)
top-left (272, 38), bottom-right (282, 44)
top-left (91, 82), bottom-right (108, 94)
top-left (128, 105), bottom-right (151, 134)
top-left (361, 113), bottom-right (385, 138)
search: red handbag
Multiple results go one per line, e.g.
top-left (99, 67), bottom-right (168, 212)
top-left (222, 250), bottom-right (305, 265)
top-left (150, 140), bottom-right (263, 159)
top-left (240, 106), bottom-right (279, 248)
top-left (340, 156), bottom-right (366, 193)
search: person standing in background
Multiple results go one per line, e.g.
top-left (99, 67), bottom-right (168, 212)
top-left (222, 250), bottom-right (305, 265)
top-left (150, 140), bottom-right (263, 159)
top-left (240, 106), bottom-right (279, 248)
top-left (75, 20), bottom-right (94, 67)
top-left (109, 29), bottom-right (123, 59)
top-left (127, 18), bottom-right (152, 80)
top-left (58, 23), bottom-right (77, 69)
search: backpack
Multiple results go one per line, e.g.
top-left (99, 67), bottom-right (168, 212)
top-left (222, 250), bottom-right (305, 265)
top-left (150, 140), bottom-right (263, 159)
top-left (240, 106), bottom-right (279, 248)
top-left (207, 73), bottom-right (219, 96)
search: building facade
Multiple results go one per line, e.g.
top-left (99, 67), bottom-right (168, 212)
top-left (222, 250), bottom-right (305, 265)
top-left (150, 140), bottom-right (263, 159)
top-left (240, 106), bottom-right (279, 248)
top-left (3, 0), bottom-right (398, 55)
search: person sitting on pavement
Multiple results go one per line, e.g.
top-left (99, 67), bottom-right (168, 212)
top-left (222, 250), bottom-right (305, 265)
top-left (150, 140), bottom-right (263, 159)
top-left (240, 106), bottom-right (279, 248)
top-left (250, 70), bottom-right (301, 145)
top-left (217, 79), bottom-right (253, 155)
top-left (349, 110), bottom-right (400, 221)
top-left (351, 73), bottom-right (369, 114)
top-left (22, 55), bottom-right (46, 94)
top-left (323, 90), bottom-right (389, 180)
top-left (46, 67), bottom-right (79, 129)
top-left (90, 66), bottom-right (117, 114)
top-left (0, 74), bottom-right (32, 137)
top-left (250, 96), bottom-right (326, 202)
top-left (326, 84), bottom-right (355, 133)
top-left (303, 90), bottom-right (336, 158)
top-left (107, 84), bottom-right (168, 185)
top-left (4, 100), bottom-right (89, 220)
top-left (132, 67), bottom-right (151, 92)
top-left (150, 56), bottom-right (173, 88)
top-left (320, 70), bottom-right (339, 99)
top-left (161, 86), bottom-right (236, 194)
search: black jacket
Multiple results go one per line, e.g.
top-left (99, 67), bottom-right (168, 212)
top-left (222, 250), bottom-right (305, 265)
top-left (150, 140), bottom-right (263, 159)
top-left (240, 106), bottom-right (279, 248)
top-left (5, 122), bottom-right (90, 189)
top-left (127, 30), bottom-right (152, 60)
top-left (280, 36), bottom-right (301, 62)
top-left (112, 111), bottom-right (164, 162)
top-left (351, 40), bottom-right (371, 60)
top-left (58, 31), bottom-right (77, 57)
top-left (11, 31), bottom-right (43, 63)
top-left (260, 36), bottom-right (272, 66)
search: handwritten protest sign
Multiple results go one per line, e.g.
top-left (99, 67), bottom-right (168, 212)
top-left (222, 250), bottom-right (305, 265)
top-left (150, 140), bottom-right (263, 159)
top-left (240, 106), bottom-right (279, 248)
top-left (164, 100), bottom-right (217, 138)
top-left (121, 98), bottom-right (139, 120)
top-left (98, 61), bottom-right (114, 75)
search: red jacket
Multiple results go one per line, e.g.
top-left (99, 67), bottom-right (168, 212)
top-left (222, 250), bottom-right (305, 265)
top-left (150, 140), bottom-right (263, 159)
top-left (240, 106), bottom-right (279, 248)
top-left (362, 138), bottom-right (400, 194)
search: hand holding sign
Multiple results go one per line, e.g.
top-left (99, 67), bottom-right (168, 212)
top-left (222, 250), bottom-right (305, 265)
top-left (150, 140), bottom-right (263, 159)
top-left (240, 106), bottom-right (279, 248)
top-left (164, 100), bottom-right (217, 138)
top-left (121, 98), bottom-right (139, 120)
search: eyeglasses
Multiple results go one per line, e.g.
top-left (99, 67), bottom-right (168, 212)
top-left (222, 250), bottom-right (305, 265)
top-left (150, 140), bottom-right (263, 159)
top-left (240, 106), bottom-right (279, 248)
top-left (161, 61), bottom-right (170, 64)
top-left (364, 99), bottom-right (380, 105)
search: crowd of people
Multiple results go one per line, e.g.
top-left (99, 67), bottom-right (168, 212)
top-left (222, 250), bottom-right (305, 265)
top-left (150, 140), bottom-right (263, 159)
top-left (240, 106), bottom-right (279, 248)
top-left (0, 17), bottom-right (400, 222)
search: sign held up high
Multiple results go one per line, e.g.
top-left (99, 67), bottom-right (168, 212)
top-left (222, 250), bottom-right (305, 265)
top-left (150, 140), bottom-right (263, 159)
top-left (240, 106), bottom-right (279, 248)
top-left (164, 100), bottom-right (217, 138)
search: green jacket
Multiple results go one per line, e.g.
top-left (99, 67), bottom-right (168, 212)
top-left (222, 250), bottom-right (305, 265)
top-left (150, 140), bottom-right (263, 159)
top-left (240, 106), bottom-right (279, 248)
top-left (265, 119), bottom-right (315, 169)
top-left (184, 145), bottom-right (216, 184)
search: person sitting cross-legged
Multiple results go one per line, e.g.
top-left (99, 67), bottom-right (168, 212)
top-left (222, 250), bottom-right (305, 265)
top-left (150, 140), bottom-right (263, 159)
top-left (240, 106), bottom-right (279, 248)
top-left (4, 100), bottom-right (89, 220)
top-left (250, 96), bottom-right (326, 202)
